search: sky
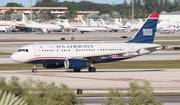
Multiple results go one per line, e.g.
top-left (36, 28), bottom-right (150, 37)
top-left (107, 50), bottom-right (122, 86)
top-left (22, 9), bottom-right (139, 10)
top-left (0, 0), bottom-right (131, 7)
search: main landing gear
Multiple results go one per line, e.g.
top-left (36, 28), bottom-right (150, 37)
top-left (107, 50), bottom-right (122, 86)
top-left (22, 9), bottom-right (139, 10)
top-left (88, 66), bottom-right (96, 72)
top-left (88, 62), bottom-right (96, 72)
top-left (32, 64), bottom-right (37, 73)
top-left (73, 65), bottom-right (96, 72)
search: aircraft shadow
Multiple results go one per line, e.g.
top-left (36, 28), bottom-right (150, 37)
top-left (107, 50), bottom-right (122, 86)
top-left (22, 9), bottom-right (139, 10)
top-left (19, 69), bottom-right (164, 73)
top-left (65, 69), bottom-right (164, 73)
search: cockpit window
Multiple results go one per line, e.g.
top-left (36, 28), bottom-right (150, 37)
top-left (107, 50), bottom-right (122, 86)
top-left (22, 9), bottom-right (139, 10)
top-left (18, 49), bottom-right (29, 52)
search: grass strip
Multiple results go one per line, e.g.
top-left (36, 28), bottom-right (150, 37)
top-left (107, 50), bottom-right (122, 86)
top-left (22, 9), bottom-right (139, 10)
top-left (155, 41), bottom-right (180, 46)
top-left (1, 60), bottom-right (180, 70)
top-left (0, 52), bottom-right (12, 55)
top-left (77, 92), bottom-right (180, 97)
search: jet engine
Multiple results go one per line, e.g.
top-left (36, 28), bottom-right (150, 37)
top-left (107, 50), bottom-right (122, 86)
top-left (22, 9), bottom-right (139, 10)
top-left (64, 59), bottom-right (89, 69)
top-left (43, 63), bottom-right (64, 68)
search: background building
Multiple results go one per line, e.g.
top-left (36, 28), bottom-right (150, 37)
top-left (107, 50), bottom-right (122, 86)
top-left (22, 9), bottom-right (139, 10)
top-left (77, 11), bottom-right (100, 19)
top-left (0, 7), bottom-right (68, 17)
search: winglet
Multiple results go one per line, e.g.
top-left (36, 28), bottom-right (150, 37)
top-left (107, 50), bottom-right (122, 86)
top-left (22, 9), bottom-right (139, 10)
top-left (127, 13), bottom-right (159, 43)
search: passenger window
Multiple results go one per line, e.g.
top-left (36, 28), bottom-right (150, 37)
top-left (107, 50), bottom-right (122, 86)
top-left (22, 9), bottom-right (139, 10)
top-left (18, 49), bottom-right (22, 52)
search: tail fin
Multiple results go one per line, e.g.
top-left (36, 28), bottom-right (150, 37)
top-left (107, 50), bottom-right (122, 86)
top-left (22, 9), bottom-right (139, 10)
top-left (57, 19), bottom-right (71, 27)
top-left (22, 14), bottom-right (30, 25)
top-left (88, 19), bottom-right (98, 26)
top-left (114, 18), bottom-right (122, 26)
top-left (127, 13), bottom-right (159, 43)
top-left (80, 18), bottom-right (87, 26)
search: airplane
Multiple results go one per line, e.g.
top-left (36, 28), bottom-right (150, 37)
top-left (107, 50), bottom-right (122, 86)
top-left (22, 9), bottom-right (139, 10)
top-left (57, 19), bottom-right (109, 34)
top-left (0, 21), bottom-right (16, 32)
top-left (22, 14), bottom-right (63, 33)
top-left (114, 18), bottom-right (131, 28)
top-left (11, 13), bottom-right (161, 73)
top-left (128, 19), bottom-right (144, 31)
top-left (95, 19), bottom-right (123, 32)
top-left (56, 19), bottom-right (78, 32)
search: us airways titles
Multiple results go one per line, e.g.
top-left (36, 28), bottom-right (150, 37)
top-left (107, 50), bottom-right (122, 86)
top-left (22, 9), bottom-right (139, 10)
top-left (56, 44), bottom-right (94, 49)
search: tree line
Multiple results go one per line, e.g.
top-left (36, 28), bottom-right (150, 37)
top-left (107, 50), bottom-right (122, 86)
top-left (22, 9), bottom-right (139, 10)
top-left (1, 0), bottom-right (180, 21)
top-left (29, 0), bottom-right (180, 19)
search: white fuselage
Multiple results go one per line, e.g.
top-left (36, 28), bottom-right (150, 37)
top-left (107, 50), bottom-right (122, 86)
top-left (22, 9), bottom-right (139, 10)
top-left (24, 23), bottom-right (62, 31)
top-left (11, 42), bottom-right (161, 63)
top-left (0, 26), bottom-right (11, 32)
top-left (22, 14), bottom-right (62, 32)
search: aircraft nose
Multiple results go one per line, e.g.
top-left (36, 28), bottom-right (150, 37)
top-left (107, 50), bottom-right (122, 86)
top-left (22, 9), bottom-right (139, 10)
top-left (11, 52), bottom-right (22, 62)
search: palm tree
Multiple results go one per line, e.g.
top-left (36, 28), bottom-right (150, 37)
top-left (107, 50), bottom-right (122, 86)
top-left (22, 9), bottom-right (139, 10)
top-left (0, 90), bottom-right (27, 105)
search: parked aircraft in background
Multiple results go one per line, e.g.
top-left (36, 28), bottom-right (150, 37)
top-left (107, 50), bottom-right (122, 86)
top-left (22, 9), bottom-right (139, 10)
top-left (112, 18), bottom-right (134, 32)
top-left (159, 25), bottom-right (177, 34)
top-left (157, 19), bottom-right (180, 31)
top-left (80, 18), bottom-right (88, 26)
top-left (11, 13), bottom-right (161, 72)
top-left (95, 19), bottom-right (123, 32)
top-left (156, 19), bottom-right (180, 34)
top-left (128, 19), bottom-right (144, 31)
top-left (114, 18), bottom-right (123, 26)
top-left (56, 19), bottom-right (78, 32)
top-left (114, 18), bottom-right (131, 28)
top-left (57, 19), bottom-right (109, 34)
top-left (0, 21), bottom-right (16, 32)
top-left (22, 14), bottom-right (63, 33)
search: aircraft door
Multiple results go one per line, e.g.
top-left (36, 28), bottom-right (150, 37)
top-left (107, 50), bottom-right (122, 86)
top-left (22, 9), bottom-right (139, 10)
top-left (34, 45), bottom-right (41, 56)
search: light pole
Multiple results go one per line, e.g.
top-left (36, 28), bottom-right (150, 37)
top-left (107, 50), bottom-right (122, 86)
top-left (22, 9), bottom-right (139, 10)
top-left (132, 0), bottom-right (134, 20)
top-left (119, 9), bottom-right (123, 18)
top-left (30, 0), bottom-right (32, 21)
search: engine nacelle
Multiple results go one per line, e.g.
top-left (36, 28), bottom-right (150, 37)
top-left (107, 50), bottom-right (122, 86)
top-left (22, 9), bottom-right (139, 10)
top-left (43, 63), bottom-right (64, 68)
top-left (64, 59), bottom-right (88, 69)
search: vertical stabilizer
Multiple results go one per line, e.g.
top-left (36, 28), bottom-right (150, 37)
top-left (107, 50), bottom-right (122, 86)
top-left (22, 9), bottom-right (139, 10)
top-left (80, 18), bottom-right (87, 26)
top-left (114, 18), bottom-right (122, 26)
top-left (22, 14), bottom-right (31, 25)
top-left (127, 14), bottom-right (159, 43)
top-left (57, 19), bottom-right (71, 27)
top-left (88, 19), bottom-right (98, 26)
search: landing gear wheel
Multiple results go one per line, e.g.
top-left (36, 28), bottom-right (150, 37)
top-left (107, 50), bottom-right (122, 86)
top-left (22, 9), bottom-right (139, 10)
top-left (74, 69), bottom-right (81, 72)
top-left (32, 64), bottom-right (37, 73)
top-left (32, 69), bottom-right (37, 72)
top-left (88, 67), bottom-right (96, 72)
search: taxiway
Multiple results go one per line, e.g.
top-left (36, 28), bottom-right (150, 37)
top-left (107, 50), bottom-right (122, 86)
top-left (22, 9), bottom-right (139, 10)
top-left (0, 69), bottom-right (180, 93)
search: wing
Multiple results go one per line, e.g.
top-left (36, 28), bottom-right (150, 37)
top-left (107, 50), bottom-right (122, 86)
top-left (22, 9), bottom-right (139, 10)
top-left (67, 51), bottom-right (126, 61)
